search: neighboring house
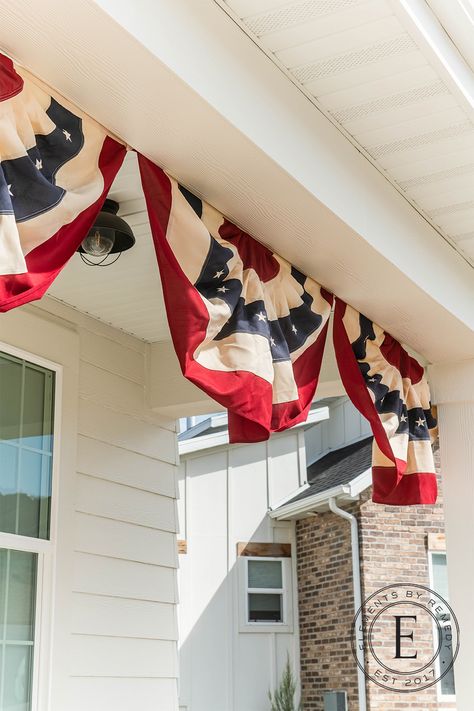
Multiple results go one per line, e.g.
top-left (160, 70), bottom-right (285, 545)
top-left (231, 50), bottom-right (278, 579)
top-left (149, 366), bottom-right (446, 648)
top-left (176, 398), bottom-right (371, 711)
top-left (272, 442), bottom-right (454, 711)
top-left (177, 400), bottom-right (453, 711)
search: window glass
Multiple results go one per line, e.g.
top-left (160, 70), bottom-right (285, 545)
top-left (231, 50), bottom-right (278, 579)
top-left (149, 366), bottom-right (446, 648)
top-left (248, 560), bottom-right (282, 589)
top-left (0, 353), bottom-right (54, 539)
top-left (248, 593), bottom-right (282, 622)
top-left (0, 548), bottom-right (37, 711)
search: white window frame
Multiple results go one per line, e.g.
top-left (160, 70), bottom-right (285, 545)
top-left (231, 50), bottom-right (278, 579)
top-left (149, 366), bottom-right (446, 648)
top-left (0, 341), bottom-right (62, 711)
top-left (427, 549), bottom-right (456, 704)
top-left (238, 556), bottom-right (293, 633)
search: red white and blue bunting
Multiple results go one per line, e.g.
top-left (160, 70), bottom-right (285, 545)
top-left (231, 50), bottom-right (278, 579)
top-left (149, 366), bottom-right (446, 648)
top-left (0, 54), bottom-right (125, 309)
top-left (0, 53), bottom-right (438, 505)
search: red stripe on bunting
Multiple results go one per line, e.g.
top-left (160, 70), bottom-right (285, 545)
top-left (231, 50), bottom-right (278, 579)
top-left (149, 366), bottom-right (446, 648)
top-left (0, 54), bottom-right (23, 101)
top-left (218, 220), bottom-right (280, 282)
top-left (333, 298), bottom-right (395, 464)
top-left (372, 464), bottom-right (437, 506)
top-left (0, 137), bottom-right (126, 311)
top-left (380, 332), bottom-right (424, 385)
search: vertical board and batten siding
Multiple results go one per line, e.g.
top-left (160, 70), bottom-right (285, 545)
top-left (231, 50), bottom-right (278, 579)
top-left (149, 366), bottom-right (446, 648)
top-left (0, 299), bottom-right (180, 711)
top-left (178, 432), bottom-right (304, 711)
top-left (304, 398), bottom-right (371, 467)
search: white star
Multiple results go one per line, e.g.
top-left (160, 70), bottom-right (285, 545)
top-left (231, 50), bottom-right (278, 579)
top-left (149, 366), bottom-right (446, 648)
top-left (62, 129), bottom-right (72, 142)
top-left (213, 270), bottom-right (225, 279)
top-left (400, 414), bottom-right (408, 423)
top-left (217, 285), bottom-right (229, 293)
top-left (7, 184), bottom-right (13, 196)
top-left (270, 337), bottom-right (276, 347)
top-left (415, 417), bottom-right (426, 428)
top-left (291, 324), bottom-right (298, 334)
top-left (368, 377), bottom-right (377, 382)
top-left (35, 158), bottom-right (42, 170)
top-left (257, 312), bottom-right (267, 322)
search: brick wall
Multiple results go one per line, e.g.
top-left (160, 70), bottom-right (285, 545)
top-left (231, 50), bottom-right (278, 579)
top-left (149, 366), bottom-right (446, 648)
top-left (296, 448), bottom-right (456, 711)
top-left (296, 502), bottom-right (360, 711)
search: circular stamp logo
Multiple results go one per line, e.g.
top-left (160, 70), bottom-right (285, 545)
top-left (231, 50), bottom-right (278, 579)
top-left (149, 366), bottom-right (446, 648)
top-left (351, 583), bottom-right (459, 693)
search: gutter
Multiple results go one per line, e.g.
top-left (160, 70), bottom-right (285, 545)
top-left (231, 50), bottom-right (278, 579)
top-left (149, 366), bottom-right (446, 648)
top-left (328, 497), bottom-right (367, 711)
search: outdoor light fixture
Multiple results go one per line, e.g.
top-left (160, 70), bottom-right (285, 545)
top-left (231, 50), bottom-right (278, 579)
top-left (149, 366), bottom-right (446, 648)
top-left (78, 199), bottom-right (135, 266)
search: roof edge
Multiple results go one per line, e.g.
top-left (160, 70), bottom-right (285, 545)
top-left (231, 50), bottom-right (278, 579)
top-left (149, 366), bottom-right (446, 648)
top-left (269, 467), bottom-right (372, 520)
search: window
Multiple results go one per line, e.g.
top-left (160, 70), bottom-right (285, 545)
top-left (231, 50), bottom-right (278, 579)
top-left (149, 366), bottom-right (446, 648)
top-left (0, 349), bottom-right (56, 711)
top-left (239, 556), bottom-right (293, 632)
top-left (248, 559), bottom-right (284, 622)
top-left (429, 551), bottom-right (456, 700)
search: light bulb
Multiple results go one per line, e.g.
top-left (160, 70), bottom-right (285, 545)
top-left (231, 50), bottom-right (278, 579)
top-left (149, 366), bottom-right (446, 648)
top-left (81, 229), bottom-right (115, 257)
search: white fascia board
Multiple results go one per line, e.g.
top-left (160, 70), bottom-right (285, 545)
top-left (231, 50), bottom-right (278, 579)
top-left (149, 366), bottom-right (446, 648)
top-left (179, 406), bottom-right (329, 456)
top-left (269, 484), bottom-right (353, 520)
top-left (270, 468), bottom-right (372, 520)
top-left (3, 0), bottom-right (474, 362)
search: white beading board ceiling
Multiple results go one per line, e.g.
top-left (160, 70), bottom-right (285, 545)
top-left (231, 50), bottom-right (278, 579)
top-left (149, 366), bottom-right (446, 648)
top-left (218, 0), bottom-right (474, 264)
top-left (47, 152), bottom-right (172, 343)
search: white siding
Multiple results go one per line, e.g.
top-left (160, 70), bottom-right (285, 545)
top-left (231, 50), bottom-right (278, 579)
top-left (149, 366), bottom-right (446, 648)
top-left (178, 433), bottom-right (303, 711)
top-left (177, 398), bottom-right (371, 710)
top-left (305, 397), bottom-right (371, 466)
top-left (0, 301), bottom-right (180, 711)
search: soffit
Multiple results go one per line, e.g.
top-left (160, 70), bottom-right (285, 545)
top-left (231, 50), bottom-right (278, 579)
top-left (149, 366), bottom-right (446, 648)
top-left (47, 152), bottom-right (171, 342)
top-left (219, 0), bottom-right (474, 264)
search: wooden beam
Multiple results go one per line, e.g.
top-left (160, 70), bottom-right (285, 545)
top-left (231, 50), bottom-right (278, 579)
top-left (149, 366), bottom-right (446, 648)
top-left (237, 542), bottom-right (291, 558)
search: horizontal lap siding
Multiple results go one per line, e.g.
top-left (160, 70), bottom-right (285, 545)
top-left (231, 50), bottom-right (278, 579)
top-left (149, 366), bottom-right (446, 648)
top-left (71, 327), bottom-right (179, 708)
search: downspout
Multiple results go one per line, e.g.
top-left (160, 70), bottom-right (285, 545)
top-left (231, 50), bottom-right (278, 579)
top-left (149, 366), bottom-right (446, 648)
top-left (328, 497), bottom-right (367, 711)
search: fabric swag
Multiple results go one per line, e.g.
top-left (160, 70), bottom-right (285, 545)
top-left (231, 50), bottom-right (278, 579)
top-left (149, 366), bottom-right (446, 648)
top-left (0, 51), bottom-right (439, 505)
top-left (0, 54), bottom-right (125, 310)
top-left (333, 298), bottom-right (438, 505)
top-left (139, 155), bottom-right (333, 443)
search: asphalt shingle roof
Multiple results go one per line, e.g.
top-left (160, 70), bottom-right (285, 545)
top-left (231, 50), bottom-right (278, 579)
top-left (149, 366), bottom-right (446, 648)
top-left (284, 436), bottom-right (373, 505)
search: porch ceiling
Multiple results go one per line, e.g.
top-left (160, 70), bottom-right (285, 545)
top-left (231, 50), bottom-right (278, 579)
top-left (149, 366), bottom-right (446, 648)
top-left (1, 0), bottom-right (473, 362)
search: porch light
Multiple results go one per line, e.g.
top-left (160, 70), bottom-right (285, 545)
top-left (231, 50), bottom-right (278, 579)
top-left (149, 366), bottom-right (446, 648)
top-left (78, 199), bottom-right (135, 266)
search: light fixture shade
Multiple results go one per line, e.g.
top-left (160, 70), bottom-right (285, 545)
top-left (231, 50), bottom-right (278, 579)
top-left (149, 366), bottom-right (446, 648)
top-left (78, 199), bottom-right (135, 255)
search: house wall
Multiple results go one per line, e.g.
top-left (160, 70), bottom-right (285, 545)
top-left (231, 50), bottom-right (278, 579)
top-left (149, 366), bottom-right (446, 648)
top-left (177, 430), bottom-right (306, 711)
top-left (296, 448), bottom-right (454, 711)
top-left (296, 503), bottom-right (360, 711)
top-left (305, 398), bottom-right (372, 467)
top-left (0, 299), bottom-right (180, 711)
top-left (359, 449), bottom-right (454, 711)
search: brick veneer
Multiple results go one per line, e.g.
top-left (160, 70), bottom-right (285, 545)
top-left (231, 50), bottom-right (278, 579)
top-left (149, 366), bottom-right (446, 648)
top-left (296, 447), bottom-right (456, 711)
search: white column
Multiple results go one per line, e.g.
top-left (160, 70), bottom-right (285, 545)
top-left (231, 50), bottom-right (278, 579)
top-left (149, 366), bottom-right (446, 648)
top-left (429, 360), bottom-right (474, 711)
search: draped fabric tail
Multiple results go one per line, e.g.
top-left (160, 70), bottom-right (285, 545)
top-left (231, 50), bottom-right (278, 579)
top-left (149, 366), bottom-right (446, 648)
top-left (138, 154), bottom-right (333, 442)
top-left (333, 298), bottom-right (438, 505)
top-left (0, 54), bottom-right (126, 310)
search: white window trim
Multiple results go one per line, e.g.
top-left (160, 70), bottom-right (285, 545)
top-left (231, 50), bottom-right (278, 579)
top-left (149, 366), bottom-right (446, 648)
top-left (427, 550), bottom-right (456, 704)
top-left (238, 556), bottom-right (293, 634)
top-left (0, 341), bottom-right (62, 711)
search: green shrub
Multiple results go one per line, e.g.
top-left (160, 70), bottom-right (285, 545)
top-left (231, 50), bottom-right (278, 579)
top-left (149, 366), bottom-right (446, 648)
top-left (268, 655), bottom-right (302, 711)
